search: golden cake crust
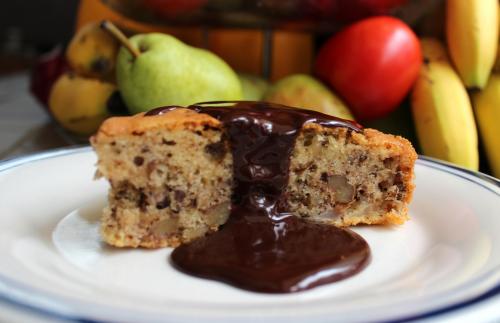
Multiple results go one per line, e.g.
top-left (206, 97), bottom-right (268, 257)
top-left (93, 108), bottom-right (221, 141)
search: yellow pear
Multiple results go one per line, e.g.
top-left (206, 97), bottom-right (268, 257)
top-left (66, 22), bottom-right (119, 79)
top-left (49, 73), bottom-right (115, 136)
top-left (264, 74), bottom-right (354, 120)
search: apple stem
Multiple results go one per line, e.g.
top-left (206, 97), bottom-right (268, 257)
top-left (100, 20), bottom-right (141, 59)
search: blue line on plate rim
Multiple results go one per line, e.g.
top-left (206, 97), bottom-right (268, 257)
top-left (0, 147), bottom-right (498, 323)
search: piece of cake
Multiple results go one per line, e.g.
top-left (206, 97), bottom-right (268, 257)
top-left (91, 103), bottom-right (416, 248)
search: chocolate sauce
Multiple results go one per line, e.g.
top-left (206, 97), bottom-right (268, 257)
top-left (148, 101), bottom-right (370, 293)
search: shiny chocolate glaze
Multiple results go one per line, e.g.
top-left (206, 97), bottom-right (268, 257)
top-left (147, 101), bottom-right (370, 293)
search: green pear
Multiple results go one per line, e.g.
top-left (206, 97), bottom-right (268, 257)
top-left (237, 73), bottom-right (270, 100)
top-left (264, 74), bottom-right (354, 120)
top-left (116, 33), bottom-right (242, 114)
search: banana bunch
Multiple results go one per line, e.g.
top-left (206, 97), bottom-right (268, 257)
top-left (446, 0), bottom-right (498, 89)
top-left (473, 76), bottom-right (500, 178)
top-left (411, 0), bottom-right (500, 176)
top-left (49, 22), bottom-right (120, 136)
top-left (411, 38), bottom-right (479, 170)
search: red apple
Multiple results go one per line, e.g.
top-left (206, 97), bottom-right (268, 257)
top-left (30, 46), bottom-right (69, 110)
top-left (143, 0), bottom-right (208, 18)
top-left (315, 16), bottom-right (421, 120)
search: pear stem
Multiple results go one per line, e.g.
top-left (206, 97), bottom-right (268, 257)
top-left (100, 20), bottom-right (141, 59)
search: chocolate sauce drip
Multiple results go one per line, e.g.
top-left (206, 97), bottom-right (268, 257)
top-left (149, 101), bottom-right (370, 293)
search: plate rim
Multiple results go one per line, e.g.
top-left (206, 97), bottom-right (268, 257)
top-left (0, 146), bottom-right (499, 322)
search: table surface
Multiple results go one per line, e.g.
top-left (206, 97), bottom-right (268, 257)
top-left (0, 73), bottom-right (499, 323)
top-left (0, 73), bottom-right (73, 160)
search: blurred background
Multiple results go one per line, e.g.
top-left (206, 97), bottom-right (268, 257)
top-left (0, 0), bottom-right (498, 179)
top-left (0, 0), bottom-right (79, 158)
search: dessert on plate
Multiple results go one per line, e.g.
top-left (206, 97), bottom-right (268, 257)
top-left (91, 101), bottom-right (416, 249)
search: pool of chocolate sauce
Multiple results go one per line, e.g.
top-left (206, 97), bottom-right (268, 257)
top-left (146, 101), bottom-right (370, 293)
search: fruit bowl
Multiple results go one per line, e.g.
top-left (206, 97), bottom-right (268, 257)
top-left (30, 0), bottom-right (499, 179)
top-left (101, 0), bottom-right (442, 32)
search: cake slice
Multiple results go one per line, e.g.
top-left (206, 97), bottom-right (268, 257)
top-left (91, 105), bottom-right (416, 248)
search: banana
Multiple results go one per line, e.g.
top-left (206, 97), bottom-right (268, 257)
top-left (472, 75), bottom-right (500, 178)
top-left (411, 38), bottom-right (479, 170)
top-left (446, 0), bottom-right (498, 89)
top-left (66, 22), bottom-right (119, 80)
top-left (49, 73), bottom-right (116, 136)
top-left (494, 3), bottom-right (500, 73)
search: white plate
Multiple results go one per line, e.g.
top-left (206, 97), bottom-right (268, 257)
top-left (0, 147), bottom-right (499, 323)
